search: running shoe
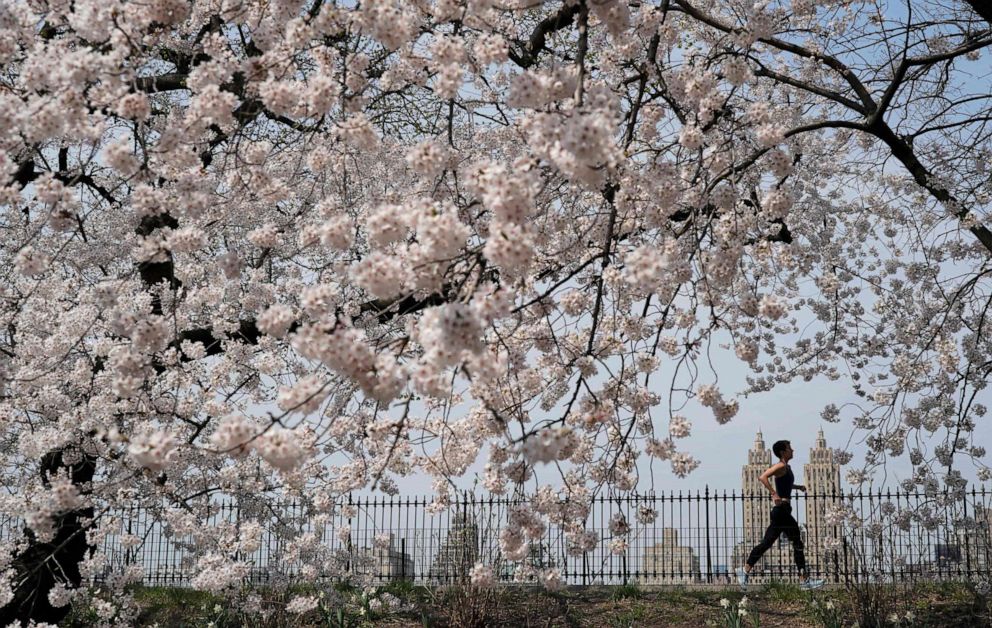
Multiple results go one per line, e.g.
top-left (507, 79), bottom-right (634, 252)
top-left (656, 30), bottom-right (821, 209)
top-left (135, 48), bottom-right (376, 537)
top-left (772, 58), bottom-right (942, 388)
top-left (736, 567), bottom-right (749, 588)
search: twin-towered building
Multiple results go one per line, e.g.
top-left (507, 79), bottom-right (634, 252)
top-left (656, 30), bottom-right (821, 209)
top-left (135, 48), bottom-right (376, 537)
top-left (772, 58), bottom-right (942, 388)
top-left (733, 429), bottom-right (843, 581)
top-left (378, 429), bottom-right (988, 585)
top-left (397, 430), bottom-right (846, 585)
top-left (639, 429), bottom-right (843, 584)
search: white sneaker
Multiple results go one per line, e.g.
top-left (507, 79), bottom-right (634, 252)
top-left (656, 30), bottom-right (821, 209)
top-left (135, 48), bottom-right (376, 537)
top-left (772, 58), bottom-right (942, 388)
top-left (736, 568), bottom-right (749, 588)
top-left (801, 578), bottom-right (824, 590)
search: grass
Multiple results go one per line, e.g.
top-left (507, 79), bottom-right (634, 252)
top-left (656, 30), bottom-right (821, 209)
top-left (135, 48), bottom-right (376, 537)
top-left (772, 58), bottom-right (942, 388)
top-left (66, 586), bottom-right (226, 627)
top-left (761, 580), bottom-right (805, 602)
top-left (136, 587), bottom-right (222, 616)
top-left (606, 607), bottom-right (645, 627)
top-left (379, 578), bottom-right (430, 603)
top-left (610, 583), bottom-right (642, 601)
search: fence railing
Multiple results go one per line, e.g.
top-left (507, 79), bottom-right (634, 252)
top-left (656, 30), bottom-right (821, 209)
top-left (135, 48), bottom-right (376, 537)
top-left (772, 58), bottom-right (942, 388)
top-left (3, 486), bottom-right (990, 587)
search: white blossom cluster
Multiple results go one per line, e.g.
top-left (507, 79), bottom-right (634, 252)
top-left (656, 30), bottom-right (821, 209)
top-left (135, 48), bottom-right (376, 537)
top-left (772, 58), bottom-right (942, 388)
top-left (189, 553), bottom-right (251, 593)
top-left (757, 294), bottom-right (788, 320)
top-left (127, 429), bottom-right (179, 471)
top-left (499, 504), bottom-right (546, 561)
top-left (696, 384), bottom-right (740, 424)
top-left (722, 57), bottom-right (753, 87)
top-left (405, 139), bottom-right (451, 178)
top-left (469, 562), bottom-right (495, 587)
top-left (286, 595), bottom-right (320, 614)
top-left (521, 427), bottom-right (578, 464)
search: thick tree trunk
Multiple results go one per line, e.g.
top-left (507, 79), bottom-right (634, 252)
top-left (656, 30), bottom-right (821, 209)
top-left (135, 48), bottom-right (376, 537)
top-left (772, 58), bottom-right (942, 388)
top-left (964, 0), bottom-right (992, 26)
top-left (0, 450), bottom-right (95, 626)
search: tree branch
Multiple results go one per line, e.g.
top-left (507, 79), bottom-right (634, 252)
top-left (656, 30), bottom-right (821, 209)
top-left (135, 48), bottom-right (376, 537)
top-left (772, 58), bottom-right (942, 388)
top-left (869, 120), bottom-right (992, 254)
top-left (672, 0), bottom-right (877, 113)
top-left (508, 3), bottom-right (582, 69)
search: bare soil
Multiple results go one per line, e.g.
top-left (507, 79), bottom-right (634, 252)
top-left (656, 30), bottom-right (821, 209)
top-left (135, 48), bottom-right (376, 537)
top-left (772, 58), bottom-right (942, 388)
top-left (68, 581), bottom-right (992, 627)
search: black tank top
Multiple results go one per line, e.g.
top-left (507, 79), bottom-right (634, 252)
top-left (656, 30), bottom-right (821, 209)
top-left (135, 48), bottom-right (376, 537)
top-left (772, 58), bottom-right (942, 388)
top-left (774, 465), bottom-right (794, 499)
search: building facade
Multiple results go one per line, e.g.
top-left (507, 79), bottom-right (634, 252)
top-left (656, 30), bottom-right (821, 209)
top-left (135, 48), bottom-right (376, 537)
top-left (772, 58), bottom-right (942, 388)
top-left (803, 429), bottom-right (843, 576)
top-left (639, 527), bottom-right (701, 584)
top-left (349, 533), bottom-right (415, 581)
top-left (427, 512), bottom-right (479, 583)
top-left (952, 503), bottom-right (992, 576)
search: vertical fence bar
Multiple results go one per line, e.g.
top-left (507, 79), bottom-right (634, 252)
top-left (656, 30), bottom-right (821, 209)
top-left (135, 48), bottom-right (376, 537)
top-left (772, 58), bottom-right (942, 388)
top-left (963, 487), bottom-right (972, 579)
top-left (704, 485), bottom-right (712, 583)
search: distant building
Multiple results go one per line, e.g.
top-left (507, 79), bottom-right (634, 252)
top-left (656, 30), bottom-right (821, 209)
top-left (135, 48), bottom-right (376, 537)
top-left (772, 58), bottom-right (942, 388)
top-left (936, 543), bottom-right (962, 564)
top-left (803, 429), bottom-right (843, 578)
top-left (732, 430), bottom-right (842, 582)
top-left (349, 533), bottom-right (414, 581)
top-left (640, 527), bottom-right (701, 584)
top-left (711, 564), bottom-right (731, 584)
top-left (496, 541), bottom-right (556, 582)
top-left (948, 504), bottom-right (992, 575)
top-left (427, 511), bottom-right (479, 583)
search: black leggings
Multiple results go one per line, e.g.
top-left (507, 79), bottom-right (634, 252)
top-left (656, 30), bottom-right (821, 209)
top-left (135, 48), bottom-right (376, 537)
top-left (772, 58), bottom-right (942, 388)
top-left (746, 503), bottom-right (806, 572)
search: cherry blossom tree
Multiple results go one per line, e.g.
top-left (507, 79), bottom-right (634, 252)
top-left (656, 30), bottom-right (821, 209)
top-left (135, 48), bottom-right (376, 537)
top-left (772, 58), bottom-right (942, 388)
top-left (1, 0), bottom-right (992, 622)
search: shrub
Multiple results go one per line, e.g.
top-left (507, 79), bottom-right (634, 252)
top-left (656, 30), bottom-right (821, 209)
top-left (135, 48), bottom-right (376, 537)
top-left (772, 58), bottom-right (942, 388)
top-left (610, 583), bottom-right (642, 601)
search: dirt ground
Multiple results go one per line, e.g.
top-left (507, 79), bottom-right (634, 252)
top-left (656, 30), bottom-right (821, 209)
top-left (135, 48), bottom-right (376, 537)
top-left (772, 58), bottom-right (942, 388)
top-left (393, 583), bottom-right (991, 628)
top-left (69, 581), bottom-right (992, 627)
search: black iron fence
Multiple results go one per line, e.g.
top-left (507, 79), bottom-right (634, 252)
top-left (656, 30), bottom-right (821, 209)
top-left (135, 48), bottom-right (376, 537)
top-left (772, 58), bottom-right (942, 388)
top-left (4, 486), bottom-right (990, 587)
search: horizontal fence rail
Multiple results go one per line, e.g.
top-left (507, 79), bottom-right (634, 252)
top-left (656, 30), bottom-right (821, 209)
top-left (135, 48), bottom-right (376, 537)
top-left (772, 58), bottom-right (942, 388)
top-left (2, 487), bottom-right (989, 588)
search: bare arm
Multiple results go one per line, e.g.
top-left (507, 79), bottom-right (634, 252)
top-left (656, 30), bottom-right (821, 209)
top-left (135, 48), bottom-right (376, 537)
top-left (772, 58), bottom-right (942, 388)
top-left (759, 462), bottom-right (785, 504)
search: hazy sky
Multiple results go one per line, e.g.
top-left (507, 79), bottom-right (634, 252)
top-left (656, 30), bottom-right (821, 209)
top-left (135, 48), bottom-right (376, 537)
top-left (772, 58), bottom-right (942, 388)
top-left (380, 354), bottom-right (989, 498)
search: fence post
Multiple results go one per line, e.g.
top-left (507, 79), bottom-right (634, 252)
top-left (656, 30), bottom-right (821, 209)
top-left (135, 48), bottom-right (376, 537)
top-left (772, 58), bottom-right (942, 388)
top-left (704, 485), bottom-right (712, 584)
top-left (843, 536), bottom-right (849, 583)
top-left (962, 488), bottom-right (971, 579)
top-left (831, 488), bottom-right (839, 585)
top-left (347, 493), bottom-right (353, 576)
top-left (583, 548), bottom-right (588, 586)
top-left (622, 547), bottom-right (628, 585)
